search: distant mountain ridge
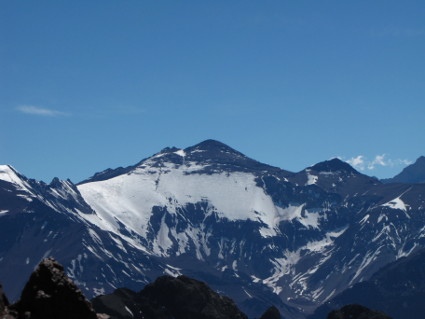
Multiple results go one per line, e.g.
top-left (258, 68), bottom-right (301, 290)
top-left (382, 156), bottom-right (425, 184)
top-left (1, 140), bottom-right (424, 319)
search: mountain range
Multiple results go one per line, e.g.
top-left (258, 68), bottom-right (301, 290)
top-left (1, 139), bottom-right (424, 318)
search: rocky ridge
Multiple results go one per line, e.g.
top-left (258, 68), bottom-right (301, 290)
top-left (1, 258), bottom-right (393, 319)
top-left (0, 258), bottom-right (280, 319)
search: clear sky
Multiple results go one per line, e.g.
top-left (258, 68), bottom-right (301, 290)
top-left (1, 1), bottom-right (424, 183)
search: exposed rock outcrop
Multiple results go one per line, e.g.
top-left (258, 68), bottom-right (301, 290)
top-left (93, 275), bottom-right (248, 319)
top-left (14, 258), bottom-right (98, 319)
top-left (259, 305), bottom-right (281, 319)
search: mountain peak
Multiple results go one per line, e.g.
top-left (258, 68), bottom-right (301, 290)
top-left (308, 158), bottom-right (358, 174)
top-left (186, 139), bottom-right (241, 154)
top-left (182, 139), bottom-right (279, 174)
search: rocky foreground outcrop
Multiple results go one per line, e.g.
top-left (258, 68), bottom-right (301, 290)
top-left (92, 275), bottom-right (249, 319)
top-left (1, 258), bottom-right (278, 319)
top-left (1, 257), bottom-right (393, 319)
top-left (1, 258), bottom-right (98, 319)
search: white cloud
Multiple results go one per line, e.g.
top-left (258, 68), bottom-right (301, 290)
top-left (368, 154), bottom-right (387, 170)
top-left (17, 105), bottom-right (69, 117)
top-left (347, 155), bottom-right (365, 170)
top-left (345, 154), bottom-right (412, 172)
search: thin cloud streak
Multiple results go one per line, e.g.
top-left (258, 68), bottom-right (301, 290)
top-left (16, 105), bottom-right (69, 117)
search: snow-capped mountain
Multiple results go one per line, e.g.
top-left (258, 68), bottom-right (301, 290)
top-left (0, 165), bottom-right (162, 302)
top-left (1, 140), bottom-right (425, 319)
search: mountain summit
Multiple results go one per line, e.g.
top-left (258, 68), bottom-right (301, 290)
top-left (80, 140), bottom-right (284, 185)
top-left (286, 158), bottom-right (380, 195)
top-left (308, 158), bottom-right (359, 174)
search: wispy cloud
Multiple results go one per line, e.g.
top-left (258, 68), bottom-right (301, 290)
top-left (345, 154), bottom-right (412, 172)
top-left (16, 105), bottom-right (69, 117)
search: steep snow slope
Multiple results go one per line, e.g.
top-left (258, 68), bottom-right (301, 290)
top-left (79, 154), bottom-right (287, 244)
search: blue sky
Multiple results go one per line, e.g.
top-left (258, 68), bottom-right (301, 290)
top-left (1, 1), bottom-right (424, 183)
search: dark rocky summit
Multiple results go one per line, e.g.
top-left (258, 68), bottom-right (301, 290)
top-left (92, 275), bottom-right (248, 319)
top-left (9, 258), bottom-right (98, 319)
top-left (327, 304), bottom-right (392, 319)
top-left (259, 306), bottom-right (281, 319)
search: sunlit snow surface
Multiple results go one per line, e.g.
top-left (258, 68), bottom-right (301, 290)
top-left (382, 196), bottom-right (409, 212)
top-left (78, 159), bottom-right (288, 242)
top-left (0, 165), bottom-right (33, 193)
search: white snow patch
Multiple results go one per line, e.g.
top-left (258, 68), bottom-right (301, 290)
top-left (382, 197), bottom-right (409, 213)
top-left (306, 170), bottom-right (318, 185)
top-left (0, 210), bottom-right (8, 215)
top-left (152, 215), bottom-right (173, 256)
top-left (251, 275), bottom-right (261, 283)
top-left (397, 243), bottom-right (418, 258)
top-left (174, 149), bottom-right (186, 157)
top-left (93, 287), bottom-right (106, 296)
top-left (377, 213), bottom-right (387, 224)
top-left (124, 306), bottom-right (134, 317)
top-left (0, 165), bottom-right (32, 193)
top-left (232, 260), bottom-right (238, 272)
top-left (276, 204), bottom-right (321, 229)
top-left (88, 229), bottom-right (103, 245)
top-left (350, 250), bottom-right (380, 284)
top-left (262, 256), bottom-right (297, 295)
top-left (243, 288), bottom-right (253, 298)
top-left (359, 214), bottom-right (369, 225)
top-left (164, 264), bottom-right (182, 277)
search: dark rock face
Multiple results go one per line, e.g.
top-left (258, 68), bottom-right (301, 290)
top-left (141, 275), bottom-right (248, 319)
top-left (327, 304), bottom-right (392, 319)
top-left (93, 275), bottom-right (248, 319)
top-left (15, 258), bottom-right (97, 319)
top-left (260, 306), bottom-right (281, 319)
